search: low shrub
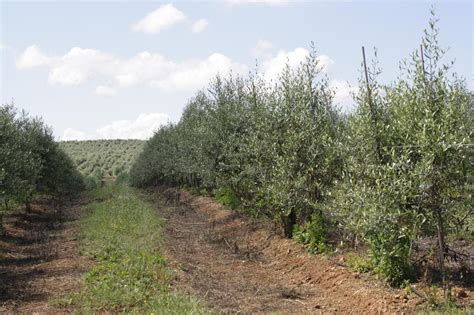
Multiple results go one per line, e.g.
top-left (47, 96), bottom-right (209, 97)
top-left (293, 211), bottom-right (328, 254)
top-left (214, 186), bottom-right (240, 209)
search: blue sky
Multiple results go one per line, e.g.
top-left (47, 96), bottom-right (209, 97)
top-left (1, 0), bottom-right (472, 140)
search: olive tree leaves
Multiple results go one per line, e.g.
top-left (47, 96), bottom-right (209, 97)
top-left (129, 13), bottom-right (472, 287)
top-left (0, 104), bottom-right (84, 210)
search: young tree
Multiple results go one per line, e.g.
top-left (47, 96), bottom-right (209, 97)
top-left (332, 11), bottom-right (472, 286)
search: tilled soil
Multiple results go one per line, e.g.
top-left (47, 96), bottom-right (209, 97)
top-left (0, 197), bottom-right (91, 314)
top-left (157, 189), bottom-right (425, 315)
top-left (1, 189), bottom-right (471, 314)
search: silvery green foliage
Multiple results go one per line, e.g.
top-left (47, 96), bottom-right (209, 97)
top-left (0, 103), bottom-right (84, 209)
top-left (1, 105), bottom-right (42, 205)
top-left (129, 13), bottom-right (471, 286)
top-left (130, 48), bottom-right (343, 237)
top-left (247, 49), bottom-right (343, 235)
top-left (331, 12), bottom-right (472, 285)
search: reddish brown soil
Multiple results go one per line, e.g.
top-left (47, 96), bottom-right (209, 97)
top-left (1, 188), bottom-right (471, 314)
top-left (155, 188), bottom-right (432, 314)
top-left (0, 197), bottom-right (91, 314)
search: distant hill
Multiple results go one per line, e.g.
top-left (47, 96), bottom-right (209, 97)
top-left (59, 139), bottom-right (145, 178)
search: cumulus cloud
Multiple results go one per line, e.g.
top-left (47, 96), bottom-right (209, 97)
top-left (61, 113), bottom-right (170, 141)
top-left (227, 0), bottom-right (290, 6)
top-left (330, 79), bottom-right (358, 112)
top-left (133, 4), bottom-right (186, 34)
top-left (114, 51), bottom-right (175, 88)
top-left (150, 53), bottom-right (248, 91)
top-left (62, 128), bottom-right (91, 141)
top-left (95, 85), bottom-right (117, 96)
top-left (252, 39), bottom-right (274, 58)
top-left (17, 44), bottom-right (341, 100)
top-left (317, 55), bottom-right (334, 70)
top-left (16, 45), bottom-right (247, 92)
top-left (96, 113), bottom-right (169, 139)
top-left (48, 47), bottom-right (117, 86)
top-left (191, 18), bottom-right (209, 33)
top-left (261, 47), bottom-right (334, 82)
top-left (16, 45), bottom-right (52, 69)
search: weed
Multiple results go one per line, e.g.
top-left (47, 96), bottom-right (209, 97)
top-left (214, 187), bottom-right (240, 210)
top-left (293, 211), bottom-right (328, 254)
top-left (69, 186), bottom-right (208, 314)
top-left (346, 253), bottom-right (373, 273)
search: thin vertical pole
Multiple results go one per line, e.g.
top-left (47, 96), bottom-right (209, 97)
top-left (421, 43), bottom-right (447, 299)
top-left (362, 46), bottom-right (371, 96)
top-left (362, 46), bottom-right (382, 163)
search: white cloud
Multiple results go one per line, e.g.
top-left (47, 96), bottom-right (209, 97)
top-left (97, 113), bottom-right (169, 139)
top-left (133, 4), bottom-right (186, 34)
top-left (17, 44), bottom-right (335, 97)
top-left (17, 45), bottom-right (247, 92)
top-left (317, 55), bottom-right (334, 70)
top-left (95, 85), bottom-right (117, 96)
top-left (61, 113), bottom-right (170, 140)
top-left (227, 0), bottom-right (290, 6)
top-left (150, 53), bottom-right (248, 91)
top-left (62, 128), bottom-right (91, 141)
top-left (330, 79), bottom-right (357, 112)
top-left (252, 39), bottom-right (274, 58)
top-left (16, 45), bottom-right (52, 69)
top-left (114, 51), bottom-right (175, 88)
top-left (261, 48), bottom-right (334, 82)
top-left (48, 47), bottom-right (117, 86)
top-left (191, 18), bottom-right (209, 33)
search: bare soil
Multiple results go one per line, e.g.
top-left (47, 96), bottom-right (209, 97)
top-left (0, 196), bottom-right (91, 314)
top-left (1, 188), bottom-right (471, 314)
top-left (155, 188), bottom-right (473, 314)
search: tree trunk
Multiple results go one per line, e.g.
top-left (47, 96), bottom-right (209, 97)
top-left (281, 209), bottom-right (297, 238)
top-left (435, 207), bottom-right (448, 298)
top-left (0, 213), bottom-right (4, 237)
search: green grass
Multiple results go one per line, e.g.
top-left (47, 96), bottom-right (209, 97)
top-left (57, 185), bottom-right (208, 314)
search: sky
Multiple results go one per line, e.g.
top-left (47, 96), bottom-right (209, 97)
top-left (1, 0), bottom-right (472, 140)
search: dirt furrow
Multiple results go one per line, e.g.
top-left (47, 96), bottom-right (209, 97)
top-left (0, 197), bottom-right (91, 314)
top-left (158, 189), bottom-right (422, 314)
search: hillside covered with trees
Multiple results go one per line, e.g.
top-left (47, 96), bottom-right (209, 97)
top-left (59, 140), bottom-right (145, 179)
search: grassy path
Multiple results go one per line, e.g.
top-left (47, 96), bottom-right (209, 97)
top-left (69, 185), bottom-right (207, 314)
top-left (0, 185), bottom-right (207, 314)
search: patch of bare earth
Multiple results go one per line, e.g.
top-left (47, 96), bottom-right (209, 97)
top-left (0, 196), bottom-right (92, 314)
top-left (152, 188), bottom-right (472, 314)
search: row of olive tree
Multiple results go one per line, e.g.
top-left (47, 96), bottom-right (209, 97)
top-left (131, 46), bottom-right (344, 237)
top-left (0, 104), bottom-right (85, 213)
top-left (129, 15), bottom-right (472, 286)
